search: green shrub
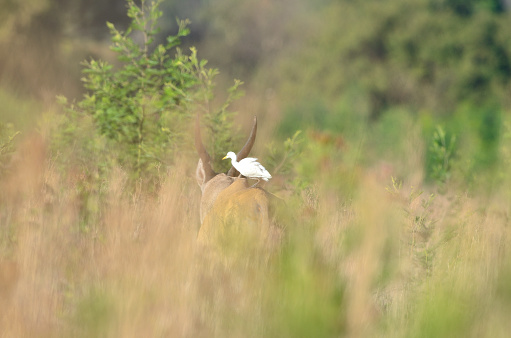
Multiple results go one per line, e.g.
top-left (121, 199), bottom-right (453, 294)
top-left (427, 126), bottom-right (456, 186)
top-left (58, 0), bottom-right (241, 183)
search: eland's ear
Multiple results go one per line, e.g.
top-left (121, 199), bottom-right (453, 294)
top-left (196, 159), bottom-right (206, 191)
top-left (195, 114), bottom-right (216, 184)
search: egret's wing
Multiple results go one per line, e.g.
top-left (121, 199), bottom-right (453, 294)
top-left (238, 163), bottom-right (259, 177)
top-left (240, 161), bottom-right (272, 179)
top-left (238, 158), bottom-right (258, 176)
top-left (256, 164), bottom-right (272, 179)
top-left (240, 157), bottom-right (258, 164)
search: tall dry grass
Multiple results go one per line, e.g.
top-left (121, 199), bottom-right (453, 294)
top-left (1, 131), bottom-right (511, 337)
top-left (0, 133), bottom-right (276, 337)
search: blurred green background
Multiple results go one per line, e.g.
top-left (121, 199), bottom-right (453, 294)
top-left (2, 0), bottom-right (511, 185)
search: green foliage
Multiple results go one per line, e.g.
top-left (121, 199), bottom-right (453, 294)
top-left (501, 120), bottom-right (511, 194)
top-left (276, 99), bottom-right (329, 138)
top-left (0, 122), bottom-right (20, 175)
top-left (265, 239), bottom-right (347, 337)
top-left (274, 0), bottom-right (511, 117)
top-left (73, 288), bottom-right (116, 337)
top-left (267, 130), bottom-right (304, 175)
top-left (67, 0), bottom-right (197, 176)
top-left (265, 130), bottom-right (305, 190)
top-left (476, 106), bottom-right (501, 168)
top-left (367, 108), bottom-right (420, 171)
top-left (427, 126), bottom-right (456, 185)
top-left (59, 0), bottom-right (241, 183)
top-left (202, 79), bottom-right (245, 173)
top-left (430, 0), bottom-right (505, 15)
top-left (411, 288), bottom-right (476, 338)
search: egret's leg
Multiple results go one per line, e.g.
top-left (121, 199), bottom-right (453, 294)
top-left (250, 178), bottom-right (260, 188)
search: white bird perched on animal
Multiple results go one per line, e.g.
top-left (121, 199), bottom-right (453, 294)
top-left (222, 151), bottom-right (272, 187)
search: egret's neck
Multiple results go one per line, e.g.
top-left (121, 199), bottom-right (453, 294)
top-left (230, 157), bottom-right (238, 166)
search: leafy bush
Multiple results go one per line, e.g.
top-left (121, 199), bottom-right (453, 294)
top-left (59, 0), bottom-right (241, 183)
top-left (427, 126), bottom-right (456, 186)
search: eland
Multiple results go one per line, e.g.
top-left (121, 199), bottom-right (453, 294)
top-left (195, 115), bottom-right (274, 249)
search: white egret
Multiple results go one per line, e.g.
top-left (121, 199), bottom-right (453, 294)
top-left (222, 151), bottom-right (272, 187)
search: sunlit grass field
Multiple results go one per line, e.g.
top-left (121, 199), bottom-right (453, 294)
top-left (1, 107), bottom-right (511, 337)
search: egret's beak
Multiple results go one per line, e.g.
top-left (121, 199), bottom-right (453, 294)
top-left (222, 156), bottom-right (228, 160)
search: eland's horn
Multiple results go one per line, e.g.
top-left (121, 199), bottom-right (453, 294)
top-left (195, 114), bottom-right (216, 183)
top-left (227, 116), bottom-right (257, 177)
